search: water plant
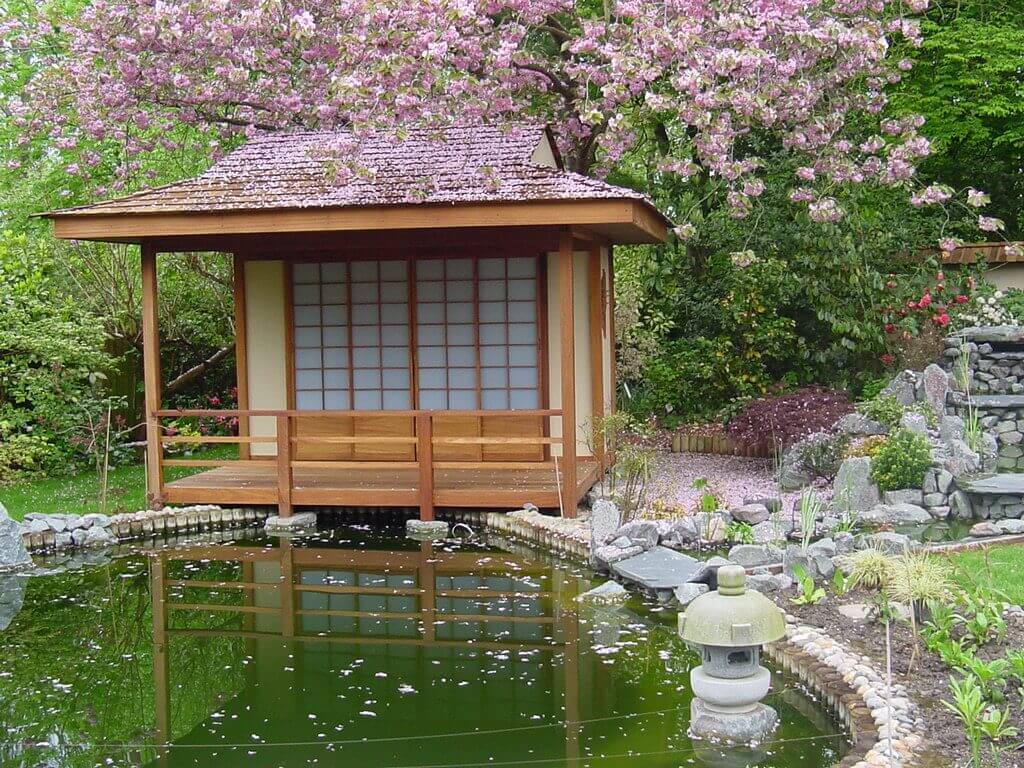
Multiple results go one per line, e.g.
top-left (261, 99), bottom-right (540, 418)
top-left (956, 341), bottom-right (984, 453)
top-left (831, 569), bottom-right (851, 597)
top-left (726, 521), bottom-right (754, 544)
top-left (796, 487), bottom-right (823, 551)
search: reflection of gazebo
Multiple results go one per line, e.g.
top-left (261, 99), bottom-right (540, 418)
top-left (149, 542), bottom-right (585, 765)
top-left (44, 124), bottom-right (670, 520)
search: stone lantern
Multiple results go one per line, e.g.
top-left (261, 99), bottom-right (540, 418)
top-left (678, 564), bottom-right (786, 743)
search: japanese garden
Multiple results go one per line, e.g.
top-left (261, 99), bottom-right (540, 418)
top-left (1, 1), bottom-right (1024, 767)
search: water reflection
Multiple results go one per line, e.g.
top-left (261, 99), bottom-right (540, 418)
top-left (151, 539), bottom-right (590, 766)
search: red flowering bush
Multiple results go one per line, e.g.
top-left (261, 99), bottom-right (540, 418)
top-left (878, 269), bottom-right (981, 368)
top-left (725, 386), bottom-right (854, 449)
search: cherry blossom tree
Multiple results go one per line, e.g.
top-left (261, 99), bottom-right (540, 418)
top-left (1, 0), bottom-right (997, 235)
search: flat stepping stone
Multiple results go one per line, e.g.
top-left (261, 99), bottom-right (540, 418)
top-left (966, 395), bottom-right (1024, 409)
top-left (958, 473), bottom-right (1024, 495)
top-left (610, 546), bottom-right (701, 590)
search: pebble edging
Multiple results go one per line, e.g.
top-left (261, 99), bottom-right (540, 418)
top-left (766, 621), bottom-right (926, 768)
top-left (19, 505), bottom-right (272, 553)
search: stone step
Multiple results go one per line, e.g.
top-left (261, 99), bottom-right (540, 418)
top-left (957, 473), bottom-right (1024, 496)
top-left (610, 546), bottom-right (702, 590)
top-left (965, 395), bottom-right (1024, 409)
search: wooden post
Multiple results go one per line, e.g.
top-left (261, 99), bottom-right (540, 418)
top-left (141, 243), bottom-right (164, 509)
top-left (587, 246), bottom-right (605, 470)
top-left (233, 255), bottom-right (251, 460)
top-left (558, 233), bottom-right (577, 517)
top-left (606, 246), bottom-right (617, 466)
top-left (417, 413), bottom-right (434, 521)
top-left (276, 414), bottom-right (293, 518)
top-left (419, 540), bottom-right (436, 641)
top-left (280, 541), bottom-right (295, 638)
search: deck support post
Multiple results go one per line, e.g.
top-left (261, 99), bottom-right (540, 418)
top-left (558, 232), bottom-right (577, 517)
top-left (141, 243), bottom-right (164, 509)
top-left (276, 414), bottom-right (293, 517)
top-left (417, 414), bottom-right (434, 520)
top-left (151, 554), bottom-right (170, 764)
top-left (233, 255), bottom-right (251, 460)
top-left (587, 246), bottom-right (606, 471)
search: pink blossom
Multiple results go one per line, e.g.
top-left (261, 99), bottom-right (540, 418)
top-left (979, 216), bottom-right (1005, 233)
top-left (967, 188), bottom-right (990, 207)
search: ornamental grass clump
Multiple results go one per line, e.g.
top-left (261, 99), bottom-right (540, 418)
top-left (842, 548), bottom-right (896, 590)
top-left (870, 428), bottom-right (933, 492)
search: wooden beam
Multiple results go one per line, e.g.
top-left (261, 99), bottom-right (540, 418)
top-left (417, 414), bottom-right (434, 521)
top-left (587, 246), bottom-right (605, 469)
top-left (607, 247), bottom-right (617, 465)
top-left (276, 415), bottom-right (293, 517)
top-left (141, 243), bottom-right (164, 508)
top-left (50, 199), bottom-right (669, 244)
top-left (233, 255), bottom-right (251, 459)
top-left (558, 232), bottom-right (577, 517)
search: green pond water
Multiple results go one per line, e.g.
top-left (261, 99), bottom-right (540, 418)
top-left (0, 525), bottom-right (849, 768)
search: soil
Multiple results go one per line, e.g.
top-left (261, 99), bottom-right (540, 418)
top-left (772, 589), bottom-right (1024, 768)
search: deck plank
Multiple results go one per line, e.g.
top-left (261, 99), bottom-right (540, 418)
top-left (163, 459), bottom-right (599, 510)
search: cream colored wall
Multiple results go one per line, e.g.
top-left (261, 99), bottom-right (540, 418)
top-left (244, 260), bottom-right (288, 456)
top-left (546, 249), bottom-right (608, 457)
top-left (985, 264), bottom-right (1024, 292)
top-left (530, 133), bottom-right (559, 168)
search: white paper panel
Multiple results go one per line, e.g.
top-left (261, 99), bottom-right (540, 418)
top-left (295, 306), bottom-right (319, 326)
top-left (351, 305), bottom-right (379, 325)
top-left (447, 325), bottom-right (474, 345)
top-left (321, 262), bottom-right (346, 282)
top-left (482, 390), bottom-right (509, 409)
top-left (479, 301), bottom-right (506, 322)
top-left (448, 346), bottom-right (475, 367)
top-left (323, 390), bottom-right (350, 409)
top-left (419, 369), bottom-right (446, 388)
top-left (350, 261), bottom-right (377, 281)
top-left (508, 257), bottom-right (536, 278)
top-left (322, 326), bottom-right (348, 346)
top-left (354, 391), bottom-right (381, 409)
top-left (418, 347), bottom-right (445, 367)
top-left (296, 370), bottom-right (323, 389)
top-left (382, 347), bottom-right (409, 367)
top-left (323, 348), bottom-right (347, 367)
top-left (509, 345), bottom-right (536, 365)
top-left (295, 327), bottom-right (321, 347)
top-left (480, 324), bottom-right (506, 345)
top-left (351, 283), bottom-right (378, 303)
top-left (293, 284), bottom-right (319, 305)
top-left (296, 391), bottom-right (323, 410)
top-left (480, 346), bottom-right (507, 366)
top-left (382, 369), bottom-right (410, 389)
top-left (510, 390), bottom-right (539, 409)
top-left (509, 323), bottom-right (535, 344)
top-left (324, 369), bottom-right (349, 389)
top-left (420, 390), bottom-right (447, 409)
top-left (446, 258), bottom-right (472, 279)
top-left (447, 303), bottom-right (473, 323)
top-left (381, 283), bottom-right (406, 302)
top-left (295, 349), bottom-right (322, 369)
top-left (478, 258), bottom-right (504, 279)
top-left (417, 260), bottom-right (443, 280)
top-left (448, 368), bottom-right (475, 388)
top-left (353, 369), bottom-right (382, 389)
top-left (481, 367), bottom-right (507, 388)
top-left (322, 305), bottom-right (346, 325)
top-left (510, 368), bottom-right (538, 388)
top-left (353, 348), bottom-right (381, 367)
top-left (294, 263), bottom-right (320, 283)
top-left (383, 390), bottom-right (411, 409)
top-left (449, 390), bottom-right (476, 408)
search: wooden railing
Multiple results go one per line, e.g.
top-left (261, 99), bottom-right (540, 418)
top-left (152, 409), bottom-right (569, 518)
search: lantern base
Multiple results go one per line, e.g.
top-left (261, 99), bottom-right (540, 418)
top-left (689, 698), bottom-right (779, 744)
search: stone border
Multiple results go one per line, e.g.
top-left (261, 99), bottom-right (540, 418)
top-left (485, 509), bottom-right (589, 561)
top-left (766, 621), bottom-right (925, 768)
top-left (19, 505), bottom-right (273, 553)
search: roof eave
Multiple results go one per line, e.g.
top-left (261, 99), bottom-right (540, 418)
top-left (48, 198), bottom-right (669, 246)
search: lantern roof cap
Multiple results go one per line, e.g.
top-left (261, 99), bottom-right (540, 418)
top-left (679, 565), bottom-right (786, 648)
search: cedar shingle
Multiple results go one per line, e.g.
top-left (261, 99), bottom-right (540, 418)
top-left (53, 124), bottom-right (652, 217)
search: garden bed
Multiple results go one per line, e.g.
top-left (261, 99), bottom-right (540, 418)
top-left (775, 587), bottom-right (1024, 768)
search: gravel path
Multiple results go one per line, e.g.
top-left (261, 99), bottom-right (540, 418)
top-left (647, 451), bottom-right (813, 513)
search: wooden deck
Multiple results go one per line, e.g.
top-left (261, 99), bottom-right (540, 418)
top-left (163, 458), bottom-right (600, 510)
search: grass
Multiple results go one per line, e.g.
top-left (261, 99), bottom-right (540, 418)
top-left (947, 545), bottom-right (1024, 606)
top-left (0, 446), bottom-right (236, 520)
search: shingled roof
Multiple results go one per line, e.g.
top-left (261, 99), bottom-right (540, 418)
top-left (51, 124), bottom-right (654, 216)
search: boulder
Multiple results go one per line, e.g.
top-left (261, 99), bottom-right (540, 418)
top-left (779, 460), bottom-right (814, 492)
top-left (970, 521), bottom-right (1002, 538)
top-left (945, 439), bottom-right (981, 477)
top-left (589, 499), bottom-right (621, 554)
top-left (746, 573), bottom-right (794, 593)
top-left (921, 364), bottom-right (950, 418)
top-left (834, 532), bottom-right (856, 554)
top-left (899, 412), bottom-right (929, 436)
top-left (882, 489), bottom-right (924, 506)
top-left (731, 503), bottom-right (770, 525)
top-left (881, 370), bottom-right (918, 406)
top-left (267, 512), bottom-right (319, 534)
top-left (996, 519), bottom-right (1024, 534)
top-left (783, 539), bottom-right (836, 581)
top-left (949, 490), bottom-right (974, 519)
top-left (749, 520), bottom-right (786, 543)
top-left (686, 556), bottom-right (734, 589)
top-left (858, 531), bottom-right (913, 555)
top-left (83, 526), bottom-right (116, 548)
top-left (727, 543), bottom-right (783, 568)
top-left (0, 574), bottom-right (27, 631)
top-left (939, 416), bottom-right (965, 444)
top-left (593, 544), bottom-right (645, 569)
top-left (936, 469), bottom-right (955, 494)
top-left (613, 520), bottom-right (660, 550)
top-left (859, 503), bottom-right (931, 526)
top-left (833, 457), bottom-right (880, 513)
top-left (0, 504), bottom-right (31, 571)
top-left (836, 413), bottom-right (888, 437)
top-left (576, 581), bottom-right (628, 605)
top-left (743, 496), bottom-right (783, 514)
top-left (673, 582), bottom-right (709, 607)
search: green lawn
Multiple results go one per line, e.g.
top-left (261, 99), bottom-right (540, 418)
top-left (0, 446), bottom-right (236, 520)
top-left (947, 545), bottom-right (1024, 605)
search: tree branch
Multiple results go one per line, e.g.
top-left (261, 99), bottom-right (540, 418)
top-left (163, 343), bottom-right (234, 397)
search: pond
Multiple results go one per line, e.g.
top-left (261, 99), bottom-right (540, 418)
top-left (1, 525), bottom-right (849, 768)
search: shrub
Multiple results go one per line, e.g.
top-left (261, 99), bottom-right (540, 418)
top-left (845, 435), bottom-right (888, 459)
top-left (870, 428), bottom-right (933, 492)
top-left (856, 394), bottom-right (905, 429)
top-left (0, 430), bottom-right (62, 483)
top-left (796, 431), bottom-right (851, 479)
top-left (841, 548), bottom-right (895, 590)
top-left (725, 386), bottom-right (854, 449)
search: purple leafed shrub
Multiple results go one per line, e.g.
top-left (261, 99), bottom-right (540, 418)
top-left (725, 387), bottom-right (854, 449)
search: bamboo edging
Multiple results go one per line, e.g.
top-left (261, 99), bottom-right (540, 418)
top-left (670, 433), bottom-right (772, 459)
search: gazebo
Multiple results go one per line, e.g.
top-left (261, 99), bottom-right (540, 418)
top-left (44, 124), bottom-right (669, 520)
